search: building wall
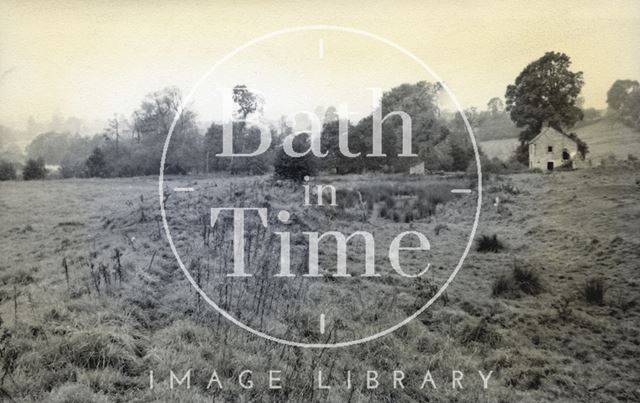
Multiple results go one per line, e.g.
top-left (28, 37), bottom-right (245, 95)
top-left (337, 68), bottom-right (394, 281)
top-left (409, 162), bottom-right (425, 175)
top-left (528, 131), bottom-right (579, 170)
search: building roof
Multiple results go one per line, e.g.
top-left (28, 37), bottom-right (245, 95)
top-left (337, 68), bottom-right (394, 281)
top-left (528, 127), bottom-right (579, 145)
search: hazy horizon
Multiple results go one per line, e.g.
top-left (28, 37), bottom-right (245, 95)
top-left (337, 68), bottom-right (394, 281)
top-left (1, 0), bottom-right (639, 136)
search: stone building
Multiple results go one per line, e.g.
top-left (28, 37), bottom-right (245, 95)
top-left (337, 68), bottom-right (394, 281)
top-left (409, 161), bottom-right (425, 175)
top-left (528, 127), bottom-right (580, 170)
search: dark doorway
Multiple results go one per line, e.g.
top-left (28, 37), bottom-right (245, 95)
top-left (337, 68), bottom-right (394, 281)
top-left (562, 150), bottom-right (570, 160)
top-left (547, 161), bottom-right (554, 171)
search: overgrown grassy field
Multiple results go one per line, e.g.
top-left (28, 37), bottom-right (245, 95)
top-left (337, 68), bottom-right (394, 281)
top-left (0, 165), bottom-right (639, 402)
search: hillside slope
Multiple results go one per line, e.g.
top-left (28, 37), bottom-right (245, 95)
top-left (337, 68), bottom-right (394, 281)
top-left (573, 118), bottom-right (640, 164)
top-left (480, 118), bottom-right (640, 163)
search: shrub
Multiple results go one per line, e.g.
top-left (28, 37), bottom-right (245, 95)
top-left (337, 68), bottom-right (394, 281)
top-left (392, 211), bottom-right (400, 222)
top-left (434, 223), bottom-right (448, 235)
top-left (86, 147), bottom-right (108, 178)
top-left (164, 162), bottom-right (187, 175)
top-left (476, 234), bottom-right (504, 252)
top-left (404, 211), bottom-right (414, 223)
top-left (513, 265), bottom-right (544, 295)
top-left (583, 277), bottom-right (605, 305)
top-left (0, 160), bottom-right (17, 180)
top-left (23, 157), bottom-right (47, 180)
top-left (273, 141), bottom-right (317, 182)
top-left (492, 262), bottom-right (544, 297)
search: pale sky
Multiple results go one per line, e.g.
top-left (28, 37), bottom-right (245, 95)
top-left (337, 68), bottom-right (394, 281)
top-left (0, 0), bottom-right (638, 131)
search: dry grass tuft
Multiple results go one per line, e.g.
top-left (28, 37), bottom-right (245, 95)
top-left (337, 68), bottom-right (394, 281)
top-left (583, 277), bottom-right (606, 305)
top-left (513, 266), bottom-right (544, 296)
top-left (492, 262), bottom-right (544, 297)
top-left (477, 234), bottom-right (504, 253)
top-left (460, 319), bottom-right (502, 348)
top-left (48, 383), bottom-right (110, 403)
top-left (46, 327), bottom-right (146, 376)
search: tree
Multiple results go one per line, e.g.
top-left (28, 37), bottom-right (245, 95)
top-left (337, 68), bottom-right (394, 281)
top-left (23, 158), bottom-right (47, 180)
top-left (203, 122), bottom-right (228, 173)
top-left (0, 142), bottom-right (25, 165)
top-left (106, 114), bottom-right (121, 153)
top-left (85, 147), bottom-right (108, 177)
top-left (232, 85), bottom-right (262, 119)
top-left (273, 132), bottom-right (317, 182)
top-left (205, 85), bottom-right (273, 175)
top-left (487, 97), bottom-right (504, 116)
top-left (606, 80), bottom-right (640, 130)
top-left (606, 80), bottom-right (639, 111)
top-left (321, 119), bottom-right (362, 174)
top-left (0, 160), bottom-right (16, 180)
top-left (26, 132), bottom-right (71, 165)
top-left (505, 51), bottom-right (584, 163)
top-left (472, 101), bottom-right (519, 141)
top-left (59, 134), bottom-right (101, 178)
top-left (567, 133), bottom-right (589, 159)
top-left (131, 87), bottom-right (200, 175)
top-left (619, 89), bottom-right (640, 130)
top-left (357, 81), bottom-right (443, 172)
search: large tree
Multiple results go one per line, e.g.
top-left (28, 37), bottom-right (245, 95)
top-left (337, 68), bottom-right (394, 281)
top-left (606, 79), bottom-right (639, 111)
top-left (204, 85), bottom-right (274, 174)
top-left (357, 81), bottom-right (442, 172)
top-left (132, 86), bottom-right (201, 174)
top-left (606, 79), bottom-right (640, 130)
top-left (505, 51), bottom-right (584, 163)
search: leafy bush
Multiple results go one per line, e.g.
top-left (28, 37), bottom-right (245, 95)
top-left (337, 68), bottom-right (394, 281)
top-left (23, 157), bottom-right (47, 180)
top-left (0, 160), bottom-right (17, 180)
top-left (86, 147), bottom-right (108, 178)
top-left (476, 234), bottom-right (504, 252)
top-left (583, 277), bottom-right (606, 305)
top-left (273, 134), bottom-right (317, 182)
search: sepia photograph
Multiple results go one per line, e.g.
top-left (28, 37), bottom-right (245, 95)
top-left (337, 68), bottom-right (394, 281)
top-left (0, 1), bottom-right (639, 402)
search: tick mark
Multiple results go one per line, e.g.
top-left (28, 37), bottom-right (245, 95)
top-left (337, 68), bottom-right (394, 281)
top-left (320, 313), bottom-right (325, 334)
top-left (174, 187), bottom-right (194, 192)
top-left (451, 189), bottom-right (472, 194)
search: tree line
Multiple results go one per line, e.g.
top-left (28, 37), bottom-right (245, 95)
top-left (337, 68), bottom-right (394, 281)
top-left (1, 50), bottom-right (638, 181)
top-left (2, 82), bottom-right (483, 180)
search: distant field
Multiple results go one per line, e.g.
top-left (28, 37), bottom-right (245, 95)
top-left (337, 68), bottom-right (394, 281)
top-left (573, 119), bottom-right (640, 164)
top-left (479, 138), bottom-right (519, 161)
top-left (479, 118), bottom-right (640, 164)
